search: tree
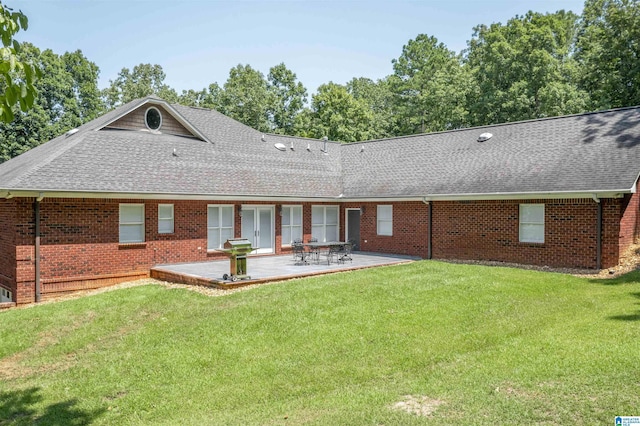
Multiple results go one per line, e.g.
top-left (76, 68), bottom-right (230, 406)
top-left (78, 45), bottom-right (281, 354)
top-left (0, 44), bottom-right (101, 161)
top-left (178, 83), bottom-right (224, 110)
top-left (465, 11), bottom-right (588, 125)
top-left (576, 0), bottom-right (640, 109)
top-left (0, 2), bottom-right (39, 122)
top-left (103, 63), bottom-right (178, 109)
top-left (267, 63), bottom-right (307, 135)
top-left (346, 77), bottom-right (396, 139)
top-left (218, 64), bottom-right (272, 132)
top-left (391, 34), bottom-right (470, 134)
top-left (300, 82), bottom-right (375, 142)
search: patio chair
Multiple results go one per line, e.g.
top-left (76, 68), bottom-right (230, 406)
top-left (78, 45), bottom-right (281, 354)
top-left (322, 244), bottom-right (342, 265)
top-left (292, 239), bottom-right (303, 260)
top-left (306, 237), bottom-right (320, 264)
top-left (292, 242), bottom-right (308, 265)
top-left (337, 242), bottom-right (353, 263)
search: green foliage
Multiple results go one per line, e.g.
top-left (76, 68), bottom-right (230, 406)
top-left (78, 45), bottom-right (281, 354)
top-left (347, 76), bottom-right (396, 139)
top-left (576, 0), bottom-right (640, 109)
top-left (302, 82), bottom-right (375, 142)
top-left (0, 44), bottom-right (101, 162)
top-left (391, 34), bottom-right (470, 133)
top-left (465, 11), bottom-right (589, 125)
top-left (102, 63), bottom-right (178, 109)
top-left (267, 62), bottom-right (307, 135)
top-left (0, 2), bottom-right (40, 123)
top-left (1, 263), bottom-right (640, 424)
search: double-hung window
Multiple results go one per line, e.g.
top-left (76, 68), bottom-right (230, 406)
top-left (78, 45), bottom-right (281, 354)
top-left (208, 205), bottom-right (234, 250)
top-left (377, 205), bottom-right (393, 236)
top-left (119, 204), bottom-right (145, 243)
top-left (519, 204), bottom-right (545, 243)
top-left (281, 205), bottom-right (303, 246)
top-left (158, 204), bottom-right (174, 234)
top-left (311, 205), bottom-right (339, 242)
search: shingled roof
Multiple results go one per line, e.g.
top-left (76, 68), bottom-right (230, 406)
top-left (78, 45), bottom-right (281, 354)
top-left (1, 97), bottom-right (639, 201)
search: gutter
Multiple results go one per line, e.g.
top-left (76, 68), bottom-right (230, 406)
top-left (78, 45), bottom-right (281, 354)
top-left (593, 194), bottom-right (602, 269)
top-left (423, 198), bottom-right (432, 259)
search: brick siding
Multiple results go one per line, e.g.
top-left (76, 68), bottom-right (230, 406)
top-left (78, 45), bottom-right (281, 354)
top-left (4, 194), bottom-right (637, 304)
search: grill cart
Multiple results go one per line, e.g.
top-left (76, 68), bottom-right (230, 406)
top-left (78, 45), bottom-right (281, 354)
top-left (220, 239), bottom-right (255, 281)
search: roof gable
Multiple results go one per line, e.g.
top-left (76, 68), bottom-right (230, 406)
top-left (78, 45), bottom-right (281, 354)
top-left (98, 98), bottom-right (211, 143)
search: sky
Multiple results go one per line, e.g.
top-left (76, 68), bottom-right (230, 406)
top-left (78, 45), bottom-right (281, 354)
top-left (10, 0), bottom-right (586, 95)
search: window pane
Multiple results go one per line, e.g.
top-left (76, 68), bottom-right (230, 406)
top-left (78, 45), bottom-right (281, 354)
top-left (158, 204), bottom-right (173, 220)
top-left (120, 205), bottom-right (143, 223)
top-left (292, 225), bottom-right (302, 242)
top-left (208, 231), bottom-right (220, 250)
top-left (292, 206), bottom-right (302, 226)
top-left (221, 206), bottom-right (233, 227)
top-left (120, 224), bottom-right (144, 243)
top-left (326, 225), bottom-right (338, 242)
top-left (521, 204), bottom-right (544, 223)
top-left (378, 221), bottom-right (392, 236)
top-left (282, 207), bottom-right (291, 226)
top-left (220, 227), bottom-right (234, 245)
top-left (159, 219), bottom-right (173, 234)
top-left (282, 227), bottom-right (292, 245)
top-left (208, 207), bottom-right (219, 228)
top-left (312, 206), bottom-right (324, 225)
top-left (378, 205), bottom-right (392, 221)
top-left (520, 224), bottom-right (544, 243)
top-left (326, 206), bottom-right (338, 224)
top-left (311, 225), bottom-right (323, 241)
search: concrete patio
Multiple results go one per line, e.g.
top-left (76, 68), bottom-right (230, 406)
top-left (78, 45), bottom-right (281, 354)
top-left (150, 252), bottom-right (418, 289)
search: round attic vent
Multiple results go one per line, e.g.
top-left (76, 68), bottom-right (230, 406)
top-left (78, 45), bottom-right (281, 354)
top-left (274, 143), bottom-right (287, 151)
top-left (145, 107), bottom-right (162, 131)
top-left (477, 132), bottom-right (493, 142)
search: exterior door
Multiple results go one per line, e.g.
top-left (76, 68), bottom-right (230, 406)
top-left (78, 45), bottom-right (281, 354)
top-left (346, 209), bottom-right (361, 250)
top-left (241, 206), bottom-right (274, 254)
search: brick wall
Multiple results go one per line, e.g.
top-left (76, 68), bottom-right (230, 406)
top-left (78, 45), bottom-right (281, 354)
top-left (618, 184), bottom-right (640, 255)
top-left (8, 195), bottom-right (635, 304)
top-left (106, 104), bottom-right (193, 137)
top-left (0, 199), bottom-right (17, 300)
top-left (430, 198), bottom-right (620, 269)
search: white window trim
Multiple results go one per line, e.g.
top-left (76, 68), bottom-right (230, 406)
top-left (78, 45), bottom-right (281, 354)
top-left (311, 205), bottom-right (340, 242)
top-left (0, 287), bottom-right (12, 303)
top-left (207, 205), bottom-right (234, 250)
top-left (158, 204), bottom-right (174, 234)
top-left (119, 204), bottom-right (145, 243)
top-left (281, 205), bottom-right (303, 247)
top-left (377, 205), bottom-right (393, 236)
top-left (519, 204), bottom-right (545, 243)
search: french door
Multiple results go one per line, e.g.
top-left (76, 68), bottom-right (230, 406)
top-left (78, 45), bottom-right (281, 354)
top-left (241, 206), bottom-right (274, 254)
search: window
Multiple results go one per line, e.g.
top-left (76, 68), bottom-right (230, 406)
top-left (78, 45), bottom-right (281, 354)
top-left (158, 204), bottom-right (174, 234)
top-left (311, 205), bottom-right (339, 242)
top-left (0, 287), bottom-right (12, 303)
top-left (119, 204), bottom-right (145, 243)
top-left (377, 205), bottom-right (393, 236)
top-left (208, 205), bottom-right (234, 250)
top-left (282, 205), bottom-right (303, 246)
top-left (145, 107), bottom-right (162, 130)
top-left (519, 204), bottom-right (544, 243)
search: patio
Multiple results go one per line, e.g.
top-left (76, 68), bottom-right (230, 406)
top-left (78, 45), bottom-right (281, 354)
top-left (150, 252), bottom-right (418, 289)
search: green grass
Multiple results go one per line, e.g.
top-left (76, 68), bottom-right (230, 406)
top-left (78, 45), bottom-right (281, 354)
top-left (1, 260), bottom-right (639, 425)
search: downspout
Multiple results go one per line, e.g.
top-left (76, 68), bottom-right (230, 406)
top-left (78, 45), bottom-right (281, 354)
top-left (593, 194), bottom-right (601, 270)
top-left (34, 193), bottom-right (44, 303)
top-left (423, 198), bottom-right (432, 259)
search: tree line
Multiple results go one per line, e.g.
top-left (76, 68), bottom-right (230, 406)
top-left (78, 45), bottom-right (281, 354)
top-left (1, 0), bottom-right (639, 162)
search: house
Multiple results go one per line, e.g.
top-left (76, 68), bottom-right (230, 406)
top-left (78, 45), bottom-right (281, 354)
top-left (1, 96), bottom-right (640, 305)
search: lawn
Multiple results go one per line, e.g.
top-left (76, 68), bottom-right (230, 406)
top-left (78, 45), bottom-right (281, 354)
top-left (1, 260), bottom-right (639, 425)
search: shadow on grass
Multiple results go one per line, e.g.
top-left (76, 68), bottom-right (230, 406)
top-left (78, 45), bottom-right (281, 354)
top-left (0, 387), bottom-right (105, 425)
top-left (588, 270), bottom-right (640, 286)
